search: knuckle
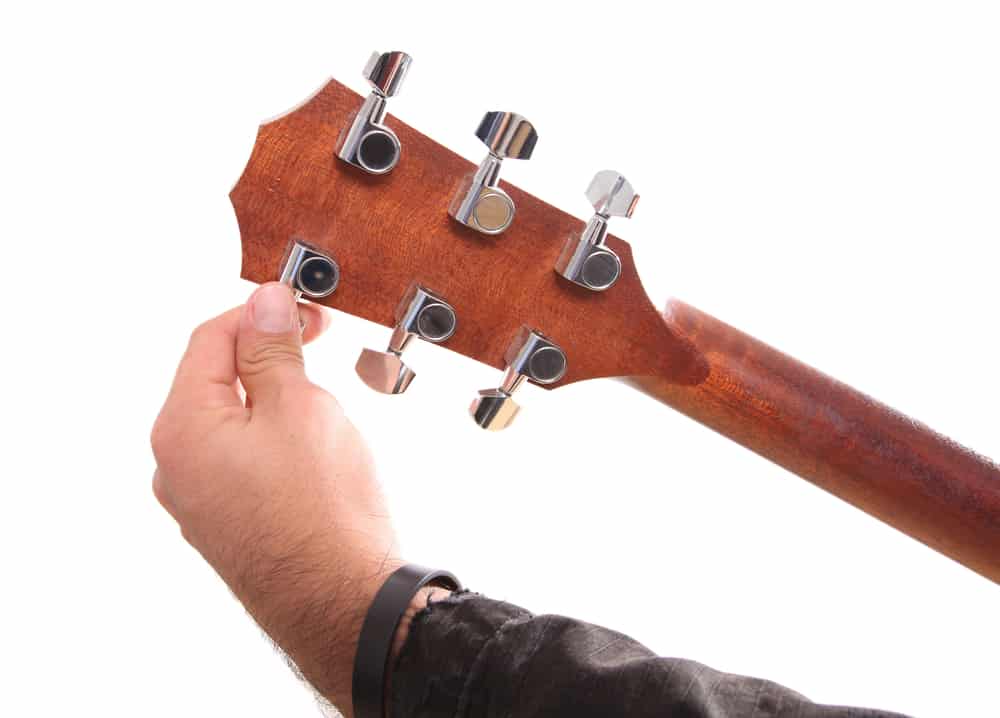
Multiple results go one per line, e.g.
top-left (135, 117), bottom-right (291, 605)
top-left (187, 321), bottom-right (213, 347)
top-left (291, 383), bottom-right (344, 421)
top-left (306, 384), bottom-right (340, 412)
top-left (151, 471), bottom-right (170, 507)
top-left (149, 416), bottom-right (175, 460)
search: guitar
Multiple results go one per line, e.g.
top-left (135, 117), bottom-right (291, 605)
top-left (230, 52), bottom-right (1000, 584)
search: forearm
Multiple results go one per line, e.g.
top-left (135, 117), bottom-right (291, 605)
top-left (247, 562), bottom-right (440, 718)
top-left (235, 552), bottom-right (405, 718)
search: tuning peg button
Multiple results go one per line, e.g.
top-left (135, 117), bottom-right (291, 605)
top-left (470, 328), bottom-right (566, 430)
top-left (555, 170), bottom-right (639, 291)
top-left (337, 51), bottom-right (412, 175)
top-left (449, 111), bottom-right (537, 235)
top-left (355, 285), bottom-right (457, 394)
top-left (363, 50), bottom-right (411, 97)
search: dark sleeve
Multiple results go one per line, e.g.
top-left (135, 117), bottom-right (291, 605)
top-left (389, 591), bottom-right (909, 718)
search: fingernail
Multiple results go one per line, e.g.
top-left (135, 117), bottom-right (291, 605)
top-left (251, 284), bottom-right (296, 333)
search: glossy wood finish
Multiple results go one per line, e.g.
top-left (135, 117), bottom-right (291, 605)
top-left (232, 77), bottom-right (1000, 583)
top-left (231, 79), bottom-right (706, 387)
top-left (627, 300), bottom-right (1000, 582)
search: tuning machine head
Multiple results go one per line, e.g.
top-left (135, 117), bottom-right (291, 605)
top-left (448, 111), bottom-right (537, 235)
top-left (337, 50), bottom-right (412, 175)
top-left (279, 241), bottom-right (340, 299)
top-left (470, 328), bottom-right (566, 431)
top-left (355, 285), bottom-right (457, 394)
top-left (555, 170), bottom-right (639, 291)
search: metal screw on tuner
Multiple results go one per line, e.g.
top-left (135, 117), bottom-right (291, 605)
top-left (355, 285), bottom-right (457, 394)
top-left (448, 111), bottom-right (537, 235)
top-left (279, 241), bottom-right (340, 299)
top-left (470, 328), bottom-right (567, 431)
top-left (336, 50), bottom-right (412, 175)
top-left (555, 170), bottom-right (639, 291)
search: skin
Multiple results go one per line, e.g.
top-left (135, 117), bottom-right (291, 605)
top-left (151, 282), bottom-right (448, 716)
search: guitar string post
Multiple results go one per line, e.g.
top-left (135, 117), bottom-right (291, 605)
top-left (555, 170), bottom-right (639, 291)
top-left (337, 50), bottom-right (412, 175)
top-left (279, 240), bottom-right (340, 300)
top-left (449, 111), bottom-right (537, 235)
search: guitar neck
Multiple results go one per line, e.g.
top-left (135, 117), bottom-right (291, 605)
top-left (626, 299), bottom-right (1000, 583)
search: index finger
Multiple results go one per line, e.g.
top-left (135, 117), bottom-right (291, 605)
top-left (165, 300), bottom-right (331, 412)
top-left (167, 305), bottom-right (244, 411)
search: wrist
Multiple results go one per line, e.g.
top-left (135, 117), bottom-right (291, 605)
top-left (351, 566), bottom-right (459, 718)
top-left (239, 552), bottom-right (405, 718)
top-left (334, 558), bottom-right (408, 711)
top-left (390, 585), bottom-right (453, 663)
top-left (383, 584), bottom-right (452, 714)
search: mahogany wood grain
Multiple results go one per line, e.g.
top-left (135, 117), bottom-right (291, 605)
top-left (231, 79), bottom-right (706, 388)
top-left (627, 300), bottom-right (1000, 582)
top-left (232, 76), bottom-right (1000, 583)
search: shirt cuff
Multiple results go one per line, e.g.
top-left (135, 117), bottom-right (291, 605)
top-left (388, 591), bottom-right (531, 717)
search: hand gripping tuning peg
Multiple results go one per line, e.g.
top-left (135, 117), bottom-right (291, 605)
top-left (336, 50), bottom-right (412, 175)
top-left (448, 111), bottom-right (538, 235)
top-left (470, 328), bottom-right (567, 431)
top-left (355, 286), bottom-right (457, 394)
top-left (554, 170), bottom-right (639, 291)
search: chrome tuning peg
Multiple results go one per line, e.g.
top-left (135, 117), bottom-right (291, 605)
top-left (279, 240), bottom-right (340, 299)
top-left (555, 170), bottom-right (639, 291)
top-left (470, 328), bottom-right (566, 431)
top-left (336, 50), bottom-right (412, 175)
top-left (448, 111), bottom-right (538, 235)
top-left (355, 285), bottom-right (457, 394)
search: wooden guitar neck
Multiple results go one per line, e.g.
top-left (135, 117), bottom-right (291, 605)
top-left (627, 300), bottom-right (1000, 582)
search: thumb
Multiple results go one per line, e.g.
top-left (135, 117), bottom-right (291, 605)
top-left (237, 282), bottom-right (308, 408)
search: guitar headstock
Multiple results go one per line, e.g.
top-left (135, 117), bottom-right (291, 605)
top-left (230, 54), bottom-right (706, 428)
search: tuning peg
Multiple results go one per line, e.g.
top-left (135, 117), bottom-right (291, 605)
top-left (448, 111), bottom-right (538, 235)
top-left (355, 285), bottom-right (457, 394)
top-left (554, 170), bottom-right (639, 291)
top-left (470, 328), bottom-right (566, 431)
top-left (336, 50), bottom-right (412, 175)
top-left (279, 240), bottom-right (340, 299)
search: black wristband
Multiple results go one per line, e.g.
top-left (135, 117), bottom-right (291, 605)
top-left (352, 564), bottom-right (461, 718)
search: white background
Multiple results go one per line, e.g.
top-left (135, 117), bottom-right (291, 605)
top-left (2, 2), bottom-right (998, 716)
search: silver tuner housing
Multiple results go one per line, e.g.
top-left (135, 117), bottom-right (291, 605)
top-left (336, 50), bottom-right (412, 175)
top-left (555, 170), bottom-right (639, 291)
top-left (279, 241), bottom-right (340, 300)
top-left (355, 285), bottom-right (457, 394)
top-left (470, 327), bottom-right (567, 431)
top-left (449, 111), bottom-right (537, 235)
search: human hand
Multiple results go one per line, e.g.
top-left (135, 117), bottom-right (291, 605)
top-left (151, 282), bottom-right (402, 715)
